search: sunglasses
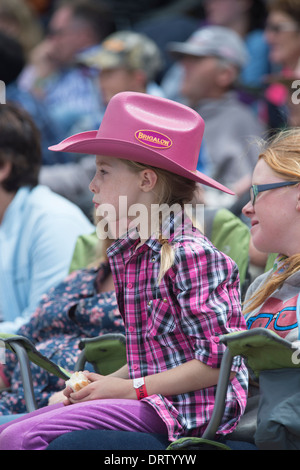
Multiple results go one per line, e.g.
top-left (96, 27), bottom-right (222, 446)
top-left (265, 22), bottom-right (299, 34)
top-left (250, 181), bottom-right (300, 206)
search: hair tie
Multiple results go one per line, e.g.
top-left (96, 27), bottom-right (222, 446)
top-left (159, 236), bottom-right (169, 246)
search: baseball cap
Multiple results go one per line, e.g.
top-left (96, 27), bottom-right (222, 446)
top-left (78, 30), bottom-right (163, 81)
top-left (168, 26), bottom-right (248, 69)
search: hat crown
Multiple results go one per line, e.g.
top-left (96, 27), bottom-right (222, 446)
top-left (96, 92), bottom-right (204, 171)
top-left (49, 91), bottom-right (234, 194)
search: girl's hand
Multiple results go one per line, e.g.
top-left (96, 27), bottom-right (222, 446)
top-left (48, 390), bottom-right (66, 405)
top-left (63, 371), bottom-right (135, 405)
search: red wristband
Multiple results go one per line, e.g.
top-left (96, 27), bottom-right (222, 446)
top-left (133, 377), bottom-right (148, 400)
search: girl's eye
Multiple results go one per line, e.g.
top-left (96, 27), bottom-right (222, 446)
top-left (98, 169), bottom-right (108, 176)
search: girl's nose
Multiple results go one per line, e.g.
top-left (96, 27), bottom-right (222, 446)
top-left (89, 177), bottom-right (97, 194)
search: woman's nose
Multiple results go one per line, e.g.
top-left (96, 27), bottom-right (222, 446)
top-left (242, 199), bottom-right (254, 218)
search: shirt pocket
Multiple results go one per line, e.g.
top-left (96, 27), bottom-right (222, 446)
top-left (146, 297), bottom-right (176, 339)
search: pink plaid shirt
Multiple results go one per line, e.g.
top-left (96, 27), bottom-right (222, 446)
top-left (107, 211), bottom-right (248, 441)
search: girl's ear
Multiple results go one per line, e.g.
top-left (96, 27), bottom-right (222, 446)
top-left (139, 168), bottom-right (158, 192)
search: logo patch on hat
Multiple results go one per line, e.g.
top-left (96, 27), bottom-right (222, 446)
top-left (135, 130), bottom-right (172, 149)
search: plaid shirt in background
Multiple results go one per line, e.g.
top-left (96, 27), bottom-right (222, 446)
top-left (107, 210), bottom-right (248, 441)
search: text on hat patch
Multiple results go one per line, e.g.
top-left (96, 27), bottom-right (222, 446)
top-left (135, 130), bottom-right (172, 149)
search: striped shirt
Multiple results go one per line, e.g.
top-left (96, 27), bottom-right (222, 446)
top-left (107, 210), bottom-right (248, 441)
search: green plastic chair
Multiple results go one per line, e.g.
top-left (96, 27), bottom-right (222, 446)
top-left (167, 327), bottom-right (300, 450)
top-left (0, 332), bottom-right (126, 413)
top-left (2, 327), bottom-right (298, 449)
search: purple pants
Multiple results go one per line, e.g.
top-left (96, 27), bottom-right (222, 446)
top-left (0, 399), bottom-right (167, 450)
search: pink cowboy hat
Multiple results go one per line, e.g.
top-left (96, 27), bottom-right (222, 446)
top-left (49, 92), bottom-right (234, 194)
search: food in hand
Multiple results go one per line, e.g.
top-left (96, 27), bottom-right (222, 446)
top-left (65, 371), bottom-right (90, 392)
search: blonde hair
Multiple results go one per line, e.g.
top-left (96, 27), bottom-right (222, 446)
top-left (244, 127), bottom-right (300, 314)
top-left (124, 160), bottom-right (197, 284)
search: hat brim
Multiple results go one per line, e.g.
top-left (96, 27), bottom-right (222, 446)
top-left (80, 51), bottom-right (122, 70)
top-left (168, 41), bottom-right (213, 59)
top-left (167, 42), bottom-right (247, 68)
top-left (49, 131), bottom-right (234, 194)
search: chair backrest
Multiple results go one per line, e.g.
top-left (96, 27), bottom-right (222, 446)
top-left (220, 328), bottom-right (300, 377)
top-left (69, 232), bottom-right (99, 273)
top-left (76, 333), bottom-right (127, 375)
top-left (220, 328), bottom-right (300, 450)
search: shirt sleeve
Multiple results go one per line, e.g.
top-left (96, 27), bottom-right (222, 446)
top-left (171, 239), bottom-right (246, 371)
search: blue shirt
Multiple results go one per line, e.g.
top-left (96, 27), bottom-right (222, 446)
top-left (0, 186), bottom-right (94, 333)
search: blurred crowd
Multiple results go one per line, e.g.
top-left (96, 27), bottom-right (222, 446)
top-left (0, 0), bottom-right (300, 431)
top-left (1, 0), bottom-right (299, 218)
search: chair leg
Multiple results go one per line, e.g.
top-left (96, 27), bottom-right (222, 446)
top-left (202, 348), bottom-right (234, 440)
top-left (74, 350), bottom-right (86, 372)
top-left (11, 342), bottom-right (37, 413)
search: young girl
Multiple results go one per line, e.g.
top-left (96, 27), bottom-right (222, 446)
top-left (0, 91), bottom-right (248, 450)
top-left (242, 128), bottom-right (300, 341)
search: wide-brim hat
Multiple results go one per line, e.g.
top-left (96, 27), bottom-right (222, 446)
top-left (49, 91), bottom-right (234, 194)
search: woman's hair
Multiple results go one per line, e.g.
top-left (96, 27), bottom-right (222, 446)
top-left (243, 127), bottom-right (300, 314)
top-left (268, 0), bottom-right (300, 27)
top-left (124, 160), bottom-right (197, 284)
top-left (0, 102), bottom-right (41, 192)
top-left (249, 0), bottom-right (268, 31)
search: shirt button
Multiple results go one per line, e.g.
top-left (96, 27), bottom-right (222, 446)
top-left (127, 283), bottom-right (133, 289)
top-left (128, 326), bottom-right (134, 332)
top-left (155, 399), bottom-right (161, 405)
top-left (133, 364), bottom-right (138, 370)
top-left (212, 336), bottom-right (220, 343)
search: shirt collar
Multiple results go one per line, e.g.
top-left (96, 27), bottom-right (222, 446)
top-left (107, 208), bottom-right (196, 257)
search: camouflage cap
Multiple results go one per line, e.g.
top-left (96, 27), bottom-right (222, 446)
top-left (80, 31), bottom-right (163, 81)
